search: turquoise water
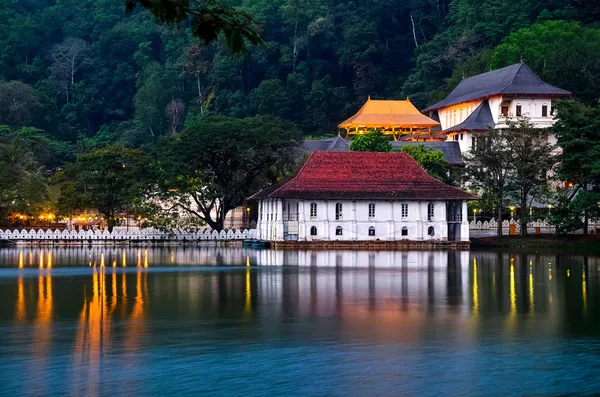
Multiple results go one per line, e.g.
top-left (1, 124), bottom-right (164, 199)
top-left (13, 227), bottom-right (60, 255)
top-left (0, 248), bottom-right (599, 396)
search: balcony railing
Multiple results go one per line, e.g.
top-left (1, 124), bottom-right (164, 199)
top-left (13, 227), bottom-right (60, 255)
top-left (283, 213), bottom-right (299, 221)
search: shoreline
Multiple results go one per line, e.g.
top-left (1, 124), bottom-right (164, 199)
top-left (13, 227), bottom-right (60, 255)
top-left (471, 235), bottom-right (600, 253)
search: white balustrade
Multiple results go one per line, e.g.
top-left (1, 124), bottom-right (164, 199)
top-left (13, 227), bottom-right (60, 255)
top-left (0, 228), bottom-right (257, 242)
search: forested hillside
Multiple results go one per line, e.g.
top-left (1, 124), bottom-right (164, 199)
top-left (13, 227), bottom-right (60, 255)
top-left (1, 0), bottom-right (600, 165)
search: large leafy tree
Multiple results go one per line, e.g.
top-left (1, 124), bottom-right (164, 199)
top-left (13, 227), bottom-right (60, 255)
top-left (552, 99), bottom-right (600, 233)
top-left (0, 130), bottom-right (48, 224)
top-left (464, 128), bottom-right (512, 238)
top-left (349, 129), bottom-right (391, 152)
top-left (399, 144), bottom-right (449, 182)
top-left (57, 145), bottom-right (151, 231)
top-left (503, 119), bottom-right (555, 236)
top-left (154, 114), bottom-right (301, 230)
top-left (125, 0), bottom-right (263, 54)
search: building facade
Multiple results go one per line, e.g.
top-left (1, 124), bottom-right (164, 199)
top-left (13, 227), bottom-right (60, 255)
top-left (251, 152), bottom-right (476, 243)
top-left (424, 63), bottom-right (571, 153)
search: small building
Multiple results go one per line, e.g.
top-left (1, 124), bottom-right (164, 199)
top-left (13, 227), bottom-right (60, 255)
top-left (339, 97), bottom-right (441, 141)
top-left (423, 63), bottom-right (571, 152)
top-left (250, 152), bottom-right (477, 245)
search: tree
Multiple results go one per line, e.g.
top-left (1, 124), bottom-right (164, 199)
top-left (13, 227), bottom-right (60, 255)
top-left (56, 145), bottom-right (151, 231)
top-left (553, 99), bottom-right (600, 234)
top-left (0, 130), bottom-right (48, 224)
top-left (504, 119), bottom-right (555, 236)
top-left (399, 144), bottom-right (449, 182)
top-left (155, 115), bottom-right (301, 230)
top-left (165, 98), bottom-right (186, 133)
top-left (49, 37), bottom-right (91, 103)
top-left (183, 43), bottom-right (211, 112)
top-left (125, 0), bottom-right (263, 54)
top-left (0, 81), bottom-right (44, 128)
top-left (349, 129), bottom-right (391, 152)
top-left (464, 128), bottom-right (512, 238)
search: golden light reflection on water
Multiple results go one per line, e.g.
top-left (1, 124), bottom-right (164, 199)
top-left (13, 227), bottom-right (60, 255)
top-left (19, 251), bottom-right (23, 269)
top-left (15, 276), bottom-right (25, 321)
top-left (472, 258), bottom-right (478, 317)
top-left (583, 270), bottom-right (588, 313)
top-left (245, 256), bottom-right (252, 315)
top-left (529, 261), bottom-right (534, 313)
top-left (70, 260), bottom-right (147, 396)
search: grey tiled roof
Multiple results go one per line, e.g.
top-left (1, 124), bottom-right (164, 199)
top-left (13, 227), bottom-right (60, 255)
top-left (424, 63), bottom-right (571, 112)
top-left (390, 141), bottom-right (464, 166)
top-left (444, 100), bottom-right (495, 133)
top-left (302, 136), bottom-right (349, 153)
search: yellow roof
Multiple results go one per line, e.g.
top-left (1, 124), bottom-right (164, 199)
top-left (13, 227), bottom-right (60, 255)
top-left (339, 98), bottom-right (440, 129)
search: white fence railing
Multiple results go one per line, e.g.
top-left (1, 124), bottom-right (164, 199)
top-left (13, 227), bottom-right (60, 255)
top-left (0, 228), bottom-right (257, 241)
top-left (470, 219), bottom-right (600, 236)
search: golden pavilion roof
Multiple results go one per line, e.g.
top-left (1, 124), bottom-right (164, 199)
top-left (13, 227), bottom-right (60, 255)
top-left (339, 97), bottom-right (440, 130)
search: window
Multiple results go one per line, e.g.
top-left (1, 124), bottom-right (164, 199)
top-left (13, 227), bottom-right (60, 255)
top-left (471, 137), bottom-right (476, 149)
top-left (335, 226), bottom-right (343, 236)
top-left (310, 226), bottom-right (317, 236)
top-left (335, 203), bottom-right (343, 220)
top-left (453, 134), bottom-right (458, 141)
top-left (428, 226), bottom-right (435, 236)
top-left (310, 202), bottom-right (317, 219)
top-left (368, 226), bottom-right (375, 236)
top-left (501, 106), bottom-right (509, 116)
top-left (427, 202), bottom-right (434, 221)
top-left (516, 105), bottom-right (522, 117)
top-left (368, 203), bottom-right (375, 219)
top-left (401, 204), bottom-right (408, 219)
top-left (460, 133), bottom-right (463, 140)
top-left (542, 105), bottom-right (548, 117)
top-left (401, 227), bottom-right (408, 236)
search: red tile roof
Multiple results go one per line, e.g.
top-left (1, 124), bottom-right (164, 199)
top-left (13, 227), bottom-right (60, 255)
top-left (251, 152), bottom-right (477, 201)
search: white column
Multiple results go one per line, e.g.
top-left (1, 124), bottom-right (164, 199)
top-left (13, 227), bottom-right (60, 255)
top-left (323, 200), bottom-right (330, 240)
top-left (351, 201), bottom-right (357, 241)
top-left (298, 201), bottom-right (306, 241)
top-left (276, 199), bottom-right (284, 241)
top-left (257, 201), bottom-right (263, 239)
top-left (417, 201), bottom-right (423, 240)
top-left (461, 200), bottom-right (469, 241)
top-left (388, 200), bottom-right (394, 240)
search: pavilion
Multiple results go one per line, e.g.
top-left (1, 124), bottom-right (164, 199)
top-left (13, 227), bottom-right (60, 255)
top-left (338, 97), bottom-right (442, 141)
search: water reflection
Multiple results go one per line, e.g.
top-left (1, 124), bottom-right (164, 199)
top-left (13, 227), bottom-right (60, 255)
top-left (0, 248), bottom-right (599, 395)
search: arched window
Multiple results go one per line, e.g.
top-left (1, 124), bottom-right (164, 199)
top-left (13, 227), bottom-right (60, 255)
top-left (310, 202), bottom-right (317, 219)
top-left (368, 226), bottom-right (375, 236)
top-left (368, 203), bottom-right (376, 219)
top-left (401, 226), bottom-right (408, 236)
top-left (335, 203), bottom-right (343, 220)
top-left (428, 226), bottom-right (435, 236)
top-left (335, 226), bottom-right (343, 236)
top-left (310, 226), bottom-right (317, 236)
top-left (427, 203), bottom-right (435, 221)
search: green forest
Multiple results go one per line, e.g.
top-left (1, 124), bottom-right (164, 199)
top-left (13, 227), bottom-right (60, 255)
top-left (2, 0), bottom-right (600, 228)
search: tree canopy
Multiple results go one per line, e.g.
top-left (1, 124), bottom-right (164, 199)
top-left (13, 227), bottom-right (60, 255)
top-left (349, 129), bottom-right (391, 152)
top-left (153, 115), bottom-right (301, 230)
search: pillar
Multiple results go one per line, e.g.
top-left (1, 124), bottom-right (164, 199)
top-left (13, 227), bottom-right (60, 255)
top-left (388, 200), bottom-right (395, 240)
top-left (298, 201), bottom-right (306, 241)
top-left (323, 200), bottom-right (330, 240)
top-left (461, 200), bottom-right (469, 241)
top-left (276, 199), bottom-right (284, 241)
top-left (257, 201), bottom-right (263, 239)
top-left (351, 201), bottom-right (357, 241)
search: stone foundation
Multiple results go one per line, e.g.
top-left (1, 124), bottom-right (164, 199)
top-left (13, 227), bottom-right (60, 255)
top-left (272, 240), bottom-right (470, 250)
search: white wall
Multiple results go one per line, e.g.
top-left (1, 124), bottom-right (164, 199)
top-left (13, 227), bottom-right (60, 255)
top-left (257, 199), bottom-right (469, 242)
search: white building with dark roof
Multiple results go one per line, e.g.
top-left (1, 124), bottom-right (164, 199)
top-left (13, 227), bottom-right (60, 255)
top-left (250, 152), bottom-right (477, 246)
top-left (423, 63), bottom-right (571, 152)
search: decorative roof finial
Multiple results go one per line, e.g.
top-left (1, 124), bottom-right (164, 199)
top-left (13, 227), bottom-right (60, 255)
top-left (520, 54), bottom-right (524, 63)
top-left (368, 95), bottom-right (371, 100)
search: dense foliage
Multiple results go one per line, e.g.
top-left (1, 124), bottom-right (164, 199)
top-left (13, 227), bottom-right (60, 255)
top-left (349, 129), bottom-right (391, 152)
top-left (1, 0), bottom-right (600, 225)
top-left (152, 115), bottom-right (301, 230)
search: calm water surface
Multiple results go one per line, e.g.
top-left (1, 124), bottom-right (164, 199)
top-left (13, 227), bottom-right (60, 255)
top-left (0, 247), bottom-right (599, 396)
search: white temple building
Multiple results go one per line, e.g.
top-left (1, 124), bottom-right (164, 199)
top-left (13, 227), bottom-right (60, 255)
top-left (250, 152), bottom-right (477, 244)
top-left (423, 63), bottom-right (572, 153)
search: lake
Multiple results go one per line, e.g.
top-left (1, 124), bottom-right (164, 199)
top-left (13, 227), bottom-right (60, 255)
top-left (0, 247), bottom-right (599, 396)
